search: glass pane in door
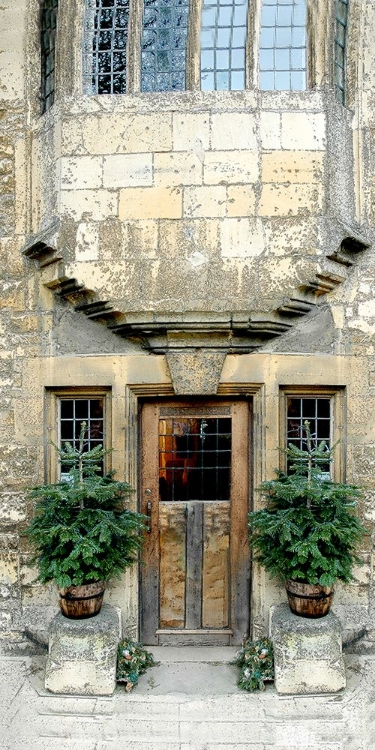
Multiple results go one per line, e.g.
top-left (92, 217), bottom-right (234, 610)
top-left (158, 417), bottom-right (232, 502)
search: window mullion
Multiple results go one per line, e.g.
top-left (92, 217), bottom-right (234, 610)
top-left (186, 0), bottom-right (203, 91)
top-left (127, 0), bottom-right (143, 93)
top-left (246, 0), bottom-right (259, 89)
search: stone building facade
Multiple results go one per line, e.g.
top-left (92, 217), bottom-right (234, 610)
top-left (0, 0), bottom-right (375, 650)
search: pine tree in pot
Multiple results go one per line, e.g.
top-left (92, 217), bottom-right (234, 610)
top-left (25, 423), bottom-right (146, 618)
top-left (248, 422), bottom-right (367, 618)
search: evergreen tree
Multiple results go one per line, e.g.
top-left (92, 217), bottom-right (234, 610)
top-left (25, 423), bottom-right (146, 588)
top-left (248, 422), bottom-right (367, 587)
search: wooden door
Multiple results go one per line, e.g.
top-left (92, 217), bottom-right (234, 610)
top-left (140, 400), bottom-right (251, 646)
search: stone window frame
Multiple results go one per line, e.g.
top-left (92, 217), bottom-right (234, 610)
top-left (279, 386), bottom-right (345, 482)
top-left (45, 387), bottom-right (112, 482)
top-left (36, 0), bottom-right (353, 108)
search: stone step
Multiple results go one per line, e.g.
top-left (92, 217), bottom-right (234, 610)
top-left (4, 653), bottom-right (371, 750)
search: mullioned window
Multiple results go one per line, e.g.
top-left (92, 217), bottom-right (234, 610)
top-left (73, 2), bottom-right (349, 100)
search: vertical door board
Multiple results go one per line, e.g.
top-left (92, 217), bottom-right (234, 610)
top-left (140, 403), bottom-right (160, 645)
top-left (185, 501), bottom-right (204, 629)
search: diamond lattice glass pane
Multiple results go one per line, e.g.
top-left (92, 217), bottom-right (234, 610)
top-left (141, 0), bottom-right (190, 92)
top-left (85, 0), bottom-right (129, 94)
top-left (41, 0), bottom-right (59, 112)
top-left (200, 0), bottom-right (249, 91)
top-left (259, 0), bottom-right (307, 91)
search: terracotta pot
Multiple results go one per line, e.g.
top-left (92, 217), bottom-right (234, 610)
top-left (285, 580), bottom-right (334, 618)
top-left (59, 580), bottom-right (105, 619)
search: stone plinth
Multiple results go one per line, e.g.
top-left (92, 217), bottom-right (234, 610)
top-left (45, 604), bottom-right (121, 696)
top-left (270, 603), bottom-right (346, 695)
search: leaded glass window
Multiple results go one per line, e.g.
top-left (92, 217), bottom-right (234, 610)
top-left (41, 0), bottom-right (58, 112)
top-left (159, 417), bottom-right (232, 501)
top-left (334, 0), bottom-right (349, 104)
top-left (286, 396), bottom-right (332, 475)
top-left (82, 0), bottom-right (314, 95)
top-left (259, 0), bottom-right (307, 91)
top-left (141, 0), bottom-right (190, 92)
top-left (84, 0), bottom-right (129, 95)
top-left (59, 398), bottom-right (105, 479)
top-left (200, 0), bottom-right (249, 91)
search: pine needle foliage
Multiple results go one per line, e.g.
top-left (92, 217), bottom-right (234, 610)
top-left (116, 638), bottom-right (158, 692)
top-left (25, 423), bottom-right (146, 589)
top-left (233, 638), bottom-right (274, 692)
top-left (248, 422), bottom-right (367, 587)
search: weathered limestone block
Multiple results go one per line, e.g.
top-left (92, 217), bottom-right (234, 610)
top-left (270, 603), bottom-right (346, 695)
top-left (45, 604), bottom-right (121, 696)
top-left (166, 350), bottom-right (226, 395)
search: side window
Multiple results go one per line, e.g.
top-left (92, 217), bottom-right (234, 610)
top-left (58, 396), bottom-right (105, 479)
top-left (286, 395), bottom-right (332, 475)
top-left (41, 0), bottom-right (59, 112)
top-left (334, 0), bottom-right (349, 104)
top-left (259, 0), bottom-right (307, 91)
top-left (45, 391), bottom-right (110, 481)
top-left (280, 389), bottom-right (345, 481)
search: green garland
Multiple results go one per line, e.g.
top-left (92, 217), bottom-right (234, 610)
top-left (233, 638), bottom-right (274, 692)
top-left (116, 638), bottom-right (158, 692)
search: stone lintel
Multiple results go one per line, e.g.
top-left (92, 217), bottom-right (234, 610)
top-left (166, 349), bottom-right (227, 395)
top-left (45, 604), bottom-right (121, 696)
top-left (270, 603), bottom-right (346, 695)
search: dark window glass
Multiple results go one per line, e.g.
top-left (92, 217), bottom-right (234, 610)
top-left (141, 0), bottom-right (190, 92)
top-left (159, 417), bottom-right (232, 502)
top-left (259, 0), bottom-right (307, 91)
top-left (90, 0), bottom-right (130, 94)
top-left (41, 0), bottom-right (58, 112)
top-left (334, 0), bottom-right (349, 104)
top-left (286, 396), bottom-right (332, 475)
top-left (200, 0), bottom-right (249, 91)
top-left (59, 398), bottom-right (104, 478)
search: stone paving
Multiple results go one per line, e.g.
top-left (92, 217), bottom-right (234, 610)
top-left (1, 648), bottom-right (375, 750)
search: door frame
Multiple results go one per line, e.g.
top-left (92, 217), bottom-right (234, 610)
top-left (138, 395), bottom-right (254, 645)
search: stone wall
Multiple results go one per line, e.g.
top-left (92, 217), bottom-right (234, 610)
top-left (0, 0), bottom-right (374, 648)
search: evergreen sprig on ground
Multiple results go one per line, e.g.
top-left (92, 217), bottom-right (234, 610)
top-left (116, 639), bottom-right (158, 692)
top-left (234, 638), bottom-right (274, 692)
top-left (248, 422), bottom-right (367, 587)
top-left (25, 423), bottom-right (146, 588)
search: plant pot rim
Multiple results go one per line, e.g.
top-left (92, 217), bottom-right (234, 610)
top-left (59, 580), bottom-right (106, 598)
top-left (285, 579), bottom-right (334, 592)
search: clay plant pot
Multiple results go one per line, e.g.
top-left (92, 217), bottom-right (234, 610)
top-left (285, 580), bottom-right (334, 618)
top-left (59, 580), bottom-right (106, 619)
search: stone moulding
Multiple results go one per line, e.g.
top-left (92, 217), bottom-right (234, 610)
top-left (22, 227), bottom-right (370, 354)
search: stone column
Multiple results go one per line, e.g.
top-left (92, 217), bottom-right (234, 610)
top-left (45, 604), bottom-right (121, 696)
top-left (270, 603), bottom-right (346, 695)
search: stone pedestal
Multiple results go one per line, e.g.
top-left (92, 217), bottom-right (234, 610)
top-left (45, 604), bottom-right (121, 696)
top-left (270, 603), bottom-right (346, 695)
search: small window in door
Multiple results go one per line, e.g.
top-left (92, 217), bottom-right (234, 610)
top-left (159, 417), bottom-right (232, 502)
